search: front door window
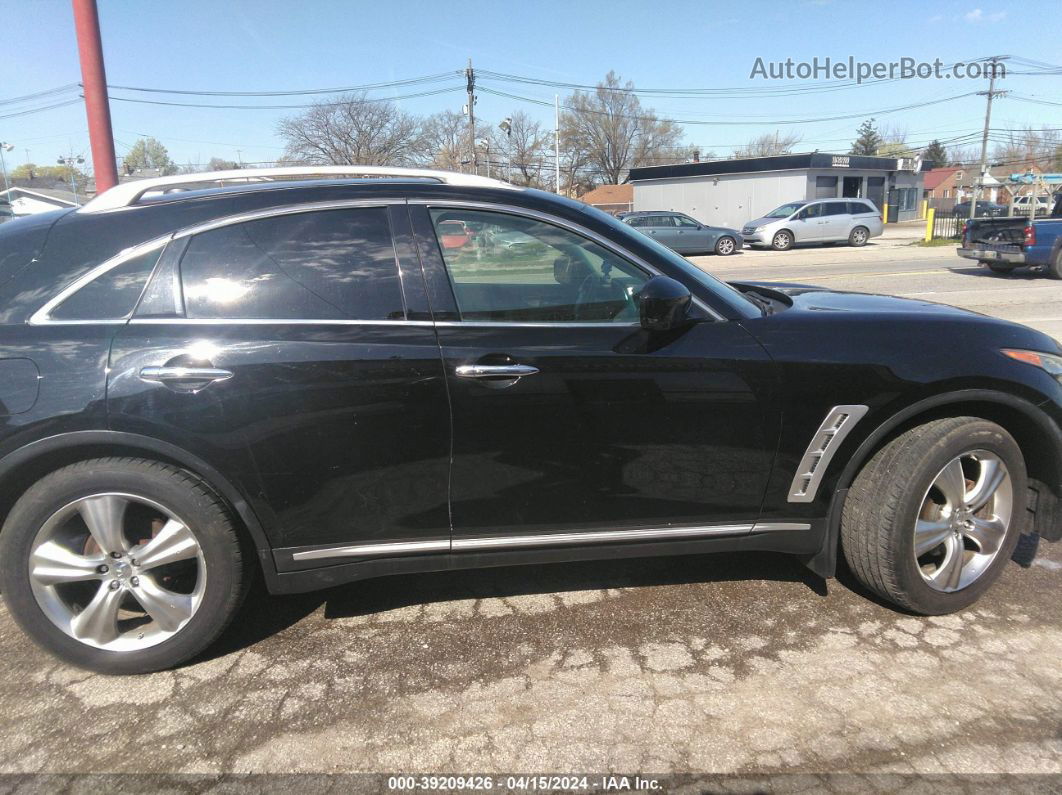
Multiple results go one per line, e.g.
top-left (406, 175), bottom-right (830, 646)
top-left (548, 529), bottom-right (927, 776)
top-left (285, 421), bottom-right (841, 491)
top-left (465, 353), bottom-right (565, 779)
top-left (429, 209), bottom-right (649, 323)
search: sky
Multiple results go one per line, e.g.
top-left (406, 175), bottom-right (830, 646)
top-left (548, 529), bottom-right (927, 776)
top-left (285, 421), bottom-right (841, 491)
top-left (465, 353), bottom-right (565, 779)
top-left (1, 0), bottom-right (1060, 175)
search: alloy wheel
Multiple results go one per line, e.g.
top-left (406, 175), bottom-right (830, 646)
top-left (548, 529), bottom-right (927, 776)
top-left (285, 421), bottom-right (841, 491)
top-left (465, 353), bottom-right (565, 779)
top-left (852, 228), bottom-right (868, 245)
top-left (28, 493), bottom-right (206, 651)
top-left (913, 451), bottom-right (1012, 593)
top-left (716, 237), bottom-right (736, 255)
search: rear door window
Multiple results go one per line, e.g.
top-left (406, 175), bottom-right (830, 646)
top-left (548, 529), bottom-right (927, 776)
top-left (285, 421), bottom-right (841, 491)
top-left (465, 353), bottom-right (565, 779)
top-left (179, 208), bottom-right (404, 320)
top-left (49, 246), bottom-right (163, 321)
top-left (825, 201), bottom-right (850, 217)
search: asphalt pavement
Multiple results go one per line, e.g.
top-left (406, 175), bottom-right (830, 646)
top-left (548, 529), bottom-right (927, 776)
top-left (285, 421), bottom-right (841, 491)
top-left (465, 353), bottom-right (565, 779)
top-left (1, 235), bottom-right (1060, 786)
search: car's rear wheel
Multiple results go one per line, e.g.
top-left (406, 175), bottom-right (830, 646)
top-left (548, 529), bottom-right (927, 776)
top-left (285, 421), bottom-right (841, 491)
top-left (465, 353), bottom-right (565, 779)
top-left (1049, 249), bottom-right (1062, 280)
top-left (771, 230), bottom-right (793, 251)
top-left (848, 226), bottom-right (869, 247)
top-left (0, 458), bottom-right (251, 674)
top-left (841, 417), bottom-right (1025, 614)
top-left (715, 236), bottom-right (737, 256)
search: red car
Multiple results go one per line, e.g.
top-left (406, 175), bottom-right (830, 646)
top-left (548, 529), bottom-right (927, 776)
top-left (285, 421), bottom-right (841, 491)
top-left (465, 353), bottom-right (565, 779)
top-left (438, 220), bottom-right (472, 250)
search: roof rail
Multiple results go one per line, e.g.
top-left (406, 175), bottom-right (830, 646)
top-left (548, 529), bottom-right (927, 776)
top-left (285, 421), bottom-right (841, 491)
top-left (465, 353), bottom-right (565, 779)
top-left (79, 165), bottom-right (519, 213)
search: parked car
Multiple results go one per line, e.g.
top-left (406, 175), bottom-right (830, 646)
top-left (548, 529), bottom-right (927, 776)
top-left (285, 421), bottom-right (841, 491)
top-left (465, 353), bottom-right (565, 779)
top-left (1009, 195), bottom-right (1053, 217)
top-left (0, 165), bottom-right (1059, 674)
top-left (952, 201), bottom-right (1008, 218)
top-left (437, 219), bottom-right (472, 249)
top-left (617, 211), bottom-right (742, 255)
top-left (958, 193), bottom-right (1062, 276)
top-left (742, 199), bottom-right (884, 250)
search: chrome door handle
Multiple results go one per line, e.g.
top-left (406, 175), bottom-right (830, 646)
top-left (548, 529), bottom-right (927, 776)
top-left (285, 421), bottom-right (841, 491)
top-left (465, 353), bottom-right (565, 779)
top-left (455, 364), bottom-right (539, 379)
top-left (139, 366), bottom-right (233, 391)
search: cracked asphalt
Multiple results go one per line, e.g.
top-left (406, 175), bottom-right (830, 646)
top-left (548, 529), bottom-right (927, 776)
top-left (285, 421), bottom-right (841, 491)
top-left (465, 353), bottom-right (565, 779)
top-left (1, 241), bottom-right (1061, 782)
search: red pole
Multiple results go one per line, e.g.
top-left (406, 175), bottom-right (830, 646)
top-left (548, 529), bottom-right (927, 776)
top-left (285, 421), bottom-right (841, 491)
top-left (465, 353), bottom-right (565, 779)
top-left (72, 0), bottom-right (118, 193)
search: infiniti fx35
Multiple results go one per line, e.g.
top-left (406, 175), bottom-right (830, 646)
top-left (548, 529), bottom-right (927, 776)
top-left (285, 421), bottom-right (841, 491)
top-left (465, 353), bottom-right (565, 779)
top-left (0, 166), bottom-right (1058, 674)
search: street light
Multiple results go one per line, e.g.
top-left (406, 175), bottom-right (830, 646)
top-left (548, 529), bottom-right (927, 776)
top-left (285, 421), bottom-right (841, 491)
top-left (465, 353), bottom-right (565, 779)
top-left (0, 142), bottom-right (13, 196)
top-left (477, 138), bottom-right (491, 179)
top-left (57, 154), bottom-right (85, 206)
top-left (498, 118), bottom-right (512, 182)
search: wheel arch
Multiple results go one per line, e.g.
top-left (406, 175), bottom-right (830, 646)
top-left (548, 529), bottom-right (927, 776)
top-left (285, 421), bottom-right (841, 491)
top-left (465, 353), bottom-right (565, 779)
top-left (0, 431), bottom-right (278, 583)
top-left (806, 389), bottom-right (1062, 578)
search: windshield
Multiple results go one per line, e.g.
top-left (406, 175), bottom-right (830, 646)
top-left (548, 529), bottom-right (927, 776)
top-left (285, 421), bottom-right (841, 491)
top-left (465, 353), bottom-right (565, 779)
top-left (763, 202), bottom-right (806, 219)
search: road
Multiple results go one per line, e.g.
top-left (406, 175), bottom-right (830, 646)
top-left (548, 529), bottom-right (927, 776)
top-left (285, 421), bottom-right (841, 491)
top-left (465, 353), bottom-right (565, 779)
top-left (0, 242), bottom-right (1060, 786)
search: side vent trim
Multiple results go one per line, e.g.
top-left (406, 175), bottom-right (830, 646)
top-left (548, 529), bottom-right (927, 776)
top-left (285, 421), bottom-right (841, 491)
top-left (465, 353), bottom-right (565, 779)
top-left (787, 404), bottom-right (869, 503)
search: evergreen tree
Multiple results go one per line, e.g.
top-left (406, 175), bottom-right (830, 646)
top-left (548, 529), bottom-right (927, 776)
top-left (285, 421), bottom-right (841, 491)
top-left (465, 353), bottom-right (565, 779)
top-left (923, 139), bottom-right (948, 166)
top-left (850, 119), bottom-right (883, 156)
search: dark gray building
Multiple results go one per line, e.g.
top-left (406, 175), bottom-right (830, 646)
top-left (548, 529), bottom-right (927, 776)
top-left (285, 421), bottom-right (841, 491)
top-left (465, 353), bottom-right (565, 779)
top-left (628, 152), bottom-right (925, 229)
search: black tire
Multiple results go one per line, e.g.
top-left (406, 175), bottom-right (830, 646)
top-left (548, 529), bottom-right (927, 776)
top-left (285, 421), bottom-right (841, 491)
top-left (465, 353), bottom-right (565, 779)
top-left (715, 236), bottom-right (737, 256)
top-left (771, 230), bottom-right (793, 251)
top-left (1049, 249), bottom-right (1062, 280)
top-left (0, 458), bottom-right (252, 674)
top-left (848, 226), bottom-right (869, 247)
top-left (841, 417), bottom-right (1026, 615)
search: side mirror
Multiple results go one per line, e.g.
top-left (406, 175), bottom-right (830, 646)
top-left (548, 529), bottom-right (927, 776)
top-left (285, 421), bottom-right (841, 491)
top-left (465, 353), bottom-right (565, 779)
top-left (637, 275), bottom-right (693, 332)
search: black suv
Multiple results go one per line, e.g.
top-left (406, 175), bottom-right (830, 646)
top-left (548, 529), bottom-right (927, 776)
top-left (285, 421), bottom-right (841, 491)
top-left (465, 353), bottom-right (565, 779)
top-left (0, 167), bottom-right (1059, 674)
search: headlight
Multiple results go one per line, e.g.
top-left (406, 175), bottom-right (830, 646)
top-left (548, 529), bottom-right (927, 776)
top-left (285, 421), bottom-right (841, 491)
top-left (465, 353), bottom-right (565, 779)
top-left (1002, 349), bottom-right (1062, 382)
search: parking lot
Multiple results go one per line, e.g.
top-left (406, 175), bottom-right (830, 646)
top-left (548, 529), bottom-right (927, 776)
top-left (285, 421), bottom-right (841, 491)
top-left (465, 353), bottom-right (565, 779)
top-left (1, 235), bottom-right (1060, 783)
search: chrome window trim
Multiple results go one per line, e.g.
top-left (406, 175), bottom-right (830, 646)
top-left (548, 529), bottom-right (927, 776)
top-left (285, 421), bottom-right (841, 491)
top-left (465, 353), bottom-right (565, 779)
top-left (788, 404), bottom-right (870, 503)
top-left (169, 199), bottom-right (406, 240)
top-left (287, 521), bottom-right (811, 562)
top-left (128, 317), bottom-right (436, 326)
top-left (410, 199), bottom-right (726, 322)
top-left (28, 236), bottom-right (172, 326)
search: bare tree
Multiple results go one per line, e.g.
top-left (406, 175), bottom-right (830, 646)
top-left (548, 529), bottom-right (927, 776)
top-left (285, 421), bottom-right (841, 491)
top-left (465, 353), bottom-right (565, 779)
top-left (277, 92), bottom-right (425, 166)
top-left (493, 111), bottom-right (550, 187)
top-left (560, 71), bottom-right (684, 186)
top-left (992, 126), bottom-right (1062, 169)
top-left (734, 131), bottom-right (802, 158)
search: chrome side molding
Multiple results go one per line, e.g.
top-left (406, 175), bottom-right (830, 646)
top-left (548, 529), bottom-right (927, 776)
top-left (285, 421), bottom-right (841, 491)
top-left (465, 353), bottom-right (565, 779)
top-left (787, 404), bottom-right (869, 503)
top-left (287, 521), bottom-right (812, 563)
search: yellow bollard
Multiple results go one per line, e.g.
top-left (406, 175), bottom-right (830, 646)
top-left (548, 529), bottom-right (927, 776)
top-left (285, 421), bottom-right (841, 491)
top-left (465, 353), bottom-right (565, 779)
top-left (921, 199), bottom-right (928, 220)
top-left (924, 208), bottom-right (935, 242)
top-left (883, 204), bottom-right (889, 224)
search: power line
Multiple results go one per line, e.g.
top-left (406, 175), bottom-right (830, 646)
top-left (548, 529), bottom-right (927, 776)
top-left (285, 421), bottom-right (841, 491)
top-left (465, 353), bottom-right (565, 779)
top-left (0, 98), bottom-right (82, 121)
top-left (107, 85), bottom-right (463, 111)
top-left (105, 71), bottom-right (461, 97)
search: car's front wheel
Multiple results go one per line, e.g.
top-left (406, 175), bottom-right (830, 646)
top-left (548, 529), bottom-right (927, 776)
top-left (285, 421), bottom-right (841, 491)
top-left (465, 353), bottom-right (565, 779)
top-left (771, 230), bottom-right (793, 251)
top-left (0, 458), bottom-right (251, 674)
top-left (715, 236), bottom-right (737, 256)
top-left (841, 417), bottom-right (1026, 614)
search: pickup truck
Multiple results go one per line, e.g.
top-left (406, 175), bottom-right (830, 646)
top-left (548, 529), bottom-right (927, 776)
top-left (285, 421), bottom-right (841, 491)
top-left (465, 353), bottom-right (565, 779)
top-left (958, 194), bottom-right (1062, 277)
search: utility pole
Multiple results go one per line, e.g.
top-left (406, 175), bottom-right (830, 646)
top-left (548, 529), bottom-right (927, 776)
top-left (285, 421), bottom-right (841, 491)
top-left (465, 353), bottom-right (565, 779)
top-left (466, 59), bottom-right (477, 175)
top-left (969, 55), bottom-right (1008, 221)
top-left (554, 94), bottom-right (561, 194)
top-left (72, 0), bottom-right (118, 193)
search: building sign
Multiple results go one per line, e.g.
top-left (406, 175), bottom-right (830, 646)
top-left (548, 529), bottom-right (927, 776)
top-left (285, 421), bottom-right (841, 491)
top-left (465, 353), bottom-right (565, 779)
top-left (831, 156), bottom-right (850, 168)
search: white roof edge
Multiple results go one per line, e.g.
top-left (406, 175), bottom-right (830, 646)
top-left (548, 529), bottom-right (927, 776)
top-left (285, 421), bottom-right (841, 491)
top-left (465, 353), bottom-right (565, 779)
top-left (80, 165), bottom-right (519, 213)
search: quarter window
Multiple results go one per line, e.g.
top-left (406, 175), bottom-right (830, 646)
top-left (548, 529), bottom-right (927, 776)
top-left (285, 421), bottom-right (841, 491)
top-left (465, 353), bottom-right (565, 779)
top-left (49, 247), bottom-right (162, 321)
top-left (429, 209), bottom-right (649, 323)
top-left (180, 208), bottom-right (403, 320)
